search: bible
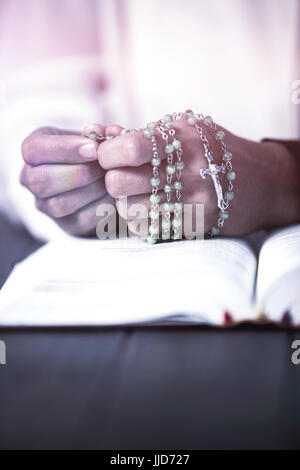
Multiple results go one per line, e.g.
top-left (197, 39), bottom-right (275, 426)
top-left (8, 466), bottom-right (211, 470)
top-left (0, 223), bottom-right (299, 327)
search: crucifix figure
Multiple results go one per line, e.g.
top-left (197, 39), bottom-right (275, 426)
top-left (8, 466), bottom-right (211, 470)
top-left (200, 163), bottom-right (227, 211)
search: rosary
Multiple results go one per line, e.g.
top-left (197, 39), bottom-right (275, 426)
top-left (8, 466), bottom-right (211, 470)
top-left (85, 110), bottom-right (236, 243)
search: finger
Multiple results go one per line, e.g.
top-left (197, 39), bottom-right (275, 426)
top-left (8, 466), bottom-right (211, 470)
top-left (105, 124), bottom-right (124, 137)
top-left (56, 194), bottom-right (115, 237)
top-left (105, 160), bottom-right (169, 198)
top-left (20, 162), bottom-right (103, 198)
top-left (35, 179), bottom-right (107, 218)
top-left (28, 126), bottom-right (82, 137)
top-left (98, 129), bottom-right (168, 170)
top-left (22, 131), bottom-right (99, 166)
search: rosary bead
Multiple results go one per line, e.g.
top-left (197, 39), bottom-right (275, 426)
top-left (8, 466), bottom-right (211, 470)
top-left (203, 115), bottom-right (213, 126)
top-left (187, 116), bottom-right (197, 126)
top-left (175, 161), bottom-right (184, 171)
top-left (211, 226), bottom-right (221, 236)
top-left (149, 224), bottom-right (159, 235)
top-left (174, 202), bottom-right (183, 211)
top-left (164, 184), bottom-right (173, 194)
top-left (166, 165), bottom-right (176, 175)
top-left (225, 191), bottom-right (234, 201)
top-left (174, 181), bottom-right (183, 191)
top-left (165, 121), bottom-right (173, 130)
top-left (165, 143), bottom-right (174, 154)
top-left (172, 218), bottom-right (182, 228)
top-left (87, 131), bottom-right (98, 141)
top-left (121, 129), bottom-right (128, 135)
top-left (144, 128), bottom-right (154, 139)
top-left (148, 121), bottom-right (157, 130)
top-left (150, 209), bottom-right (159, 220)
top-left (151, 177), bottom-right (160, 187)
top-left (163, 114), bottom-right (173, 124)
top-left (147, 235), bottom-right (157, 244)
top-left (106, 135), bottom-right (114, 140)
top-left (172, 139), bottom-right (182, 150)
top-left (226, 171), bottom-right (236, 181)
top-left (223, 151), bottom-right (232, 161)
top-left (151, 157), bottom-right (161, 167)
top-left (163, 202), bottom-right (174, 211)
top-left (219, 210), bottom-right (229, 219)
top-left (162, 232), bottom-right (170, 240)
top-left (171, 232), bottom-right (181, 240)
top-left (215, 130), bottom-right (225, 141)
top-left (150, 194), bottom-right (160, 204)
top-left (162, 219), bottom-right (171, 229)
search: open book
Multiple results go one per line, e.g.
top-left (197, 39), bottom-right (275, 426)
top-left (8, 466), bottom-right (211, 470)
top-left (0, 224), bottom-right (299, 327)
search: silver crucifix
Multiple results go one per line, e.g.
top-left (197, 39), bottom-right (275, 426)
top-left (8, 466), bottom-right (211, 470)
top-left (200, 163), bottom-right (227, 211)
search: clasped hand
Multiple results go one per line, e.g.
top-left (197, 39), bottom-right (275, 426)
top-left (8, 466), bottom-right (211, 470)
top-left (20, 120), bottom-right (299, 238)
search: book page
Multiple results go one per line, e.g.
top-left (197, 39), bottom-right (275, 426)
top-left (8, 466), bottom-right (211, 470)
top-left (256, 224), bottom-right (300, 324)
top-left (0, 235), bottom-right (257, 326)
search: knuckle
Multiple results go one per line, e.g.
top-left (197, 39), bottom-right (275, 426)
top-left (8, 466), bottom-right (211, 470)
top-left (45, 196), bottom-right (67, 218)
top-left (56, 214), bottom-right (81, 236)
top-left (21, 137), bottom-right (32, 163)
top-left (19, 165), bottom-right (27, 186)
top-left (84, 161), bottom-right (101, 180)
top-left (72, 209), bottom-right (93, 236)
top-left (26, 168), bottom-right (47, 197)
top-left (57, 206), bottom-right (96, 237)
top-left (21, 135), bottom-right (38, 165)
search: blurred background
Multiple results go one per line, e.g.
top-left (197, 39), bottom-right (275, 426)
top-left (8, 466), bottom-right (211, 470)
top-left (0, 0), bottom-right (298, 240)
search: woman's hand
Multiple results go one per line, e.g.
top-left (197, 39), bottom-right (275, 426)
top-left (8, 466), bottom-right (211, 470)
top-left (98, 119), bottom-right (300, 238)
top-left (20, 125), bottom-right (115, 236)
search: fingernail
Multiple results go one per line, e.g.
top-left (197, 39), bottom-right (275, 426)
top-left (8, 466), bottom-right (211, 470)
top-left (78, 143), bottom-right (97, 160)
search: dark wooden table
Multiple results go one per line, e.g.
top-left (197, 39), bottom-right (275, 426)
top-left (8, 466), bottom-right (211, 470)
top-left (0, 213), bottom-right (299, 449)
